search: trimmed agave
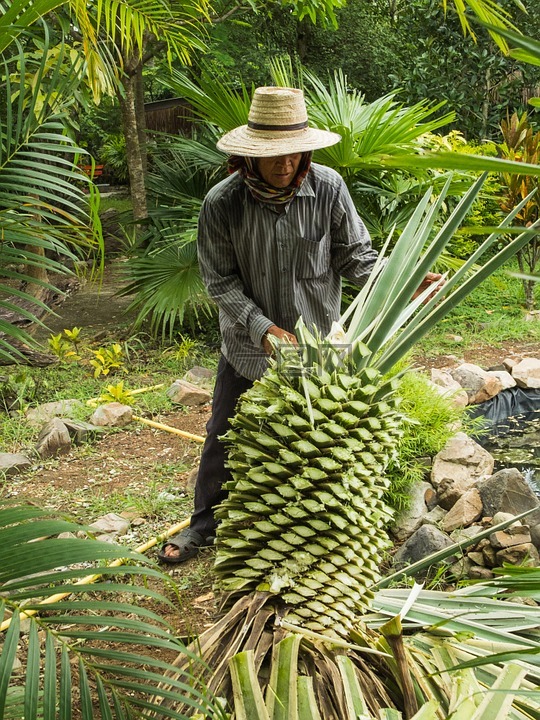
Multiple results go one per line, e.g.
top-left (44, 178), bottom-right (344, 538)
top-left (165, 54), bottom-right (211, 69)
top-left (214, 343), bottom-right (403, 635)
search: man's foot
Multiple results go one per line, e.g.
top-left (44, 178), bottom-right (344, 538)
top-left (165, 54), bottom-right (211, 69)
top-left (157, 528), bottom-right (215, 564)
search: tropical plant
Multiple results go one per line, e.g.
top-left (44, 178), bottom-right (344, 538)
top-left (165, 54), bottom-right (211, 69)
top-left (0, 23), bottom-right (101, 364)
top-left (156, 175), bottom-right (540, 717)
top-left (497, 111), bottom-right (540, 309)
top-left (0, 503), bottom-right (223, 719)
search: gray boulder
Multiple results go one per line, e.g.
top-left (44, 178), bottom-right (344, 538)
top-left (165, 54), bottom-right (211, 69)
top-left (0, 453), bottom-right (32, 477)
top-left (26, 399), bottom-right (84, 427)
top-left (478, 468), bottom-right (540, 527)
top-left (393, 525), bottom-right (454, 570)
top-left (392, 481), bottom-right (433, 541)
top-left (167, 379), bottom-right (211, 406)
top-left (449, 363), bottom-right (503, 404)
top-left (512, 357), bottom-right (540, 389)
top-left (35, 418), bottom-right (72, 458)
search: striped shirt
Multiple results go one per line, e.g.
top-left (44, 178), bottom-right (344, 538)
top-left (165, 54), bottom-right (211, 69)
top-left (197, 163), bottom-right (378, 381)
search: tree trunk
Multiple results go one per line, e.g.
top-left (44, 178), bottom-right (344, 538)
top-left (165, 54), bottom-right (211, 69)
top-left (117, 53), bottom-right (148, 224)
top-left (134, 61), bottom-right (148, 177)
top-left (24, 244), bottom-right (49, 301)
top-left (481, 64), bottom-right (491, 140)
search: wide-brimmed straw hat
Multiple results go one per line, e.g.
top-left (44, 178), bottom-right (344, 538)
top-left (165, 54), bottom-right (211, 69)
top-left (216, 86), bottom-right (341, 157)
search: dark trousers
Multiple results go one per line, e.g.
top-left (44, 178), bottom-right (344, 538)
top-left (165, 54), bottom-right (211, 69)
top-left (190, 355), bottom-right (253, 535)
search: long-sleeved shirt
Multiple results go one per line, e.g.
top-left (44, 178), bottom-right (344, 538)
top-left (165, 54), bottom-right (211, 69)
top-left (197, 162), bottom-right (378, 380)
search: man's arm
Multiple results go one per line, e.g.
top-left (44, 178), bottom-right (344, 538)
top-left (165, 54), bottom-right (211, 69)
top-left (197, 195), bottom-right (277, 350)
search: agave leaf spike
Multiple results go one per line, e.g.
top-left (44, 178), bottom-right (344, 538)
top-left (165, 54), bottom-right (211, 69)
top-left (378, 217), bottom-right (540, 373)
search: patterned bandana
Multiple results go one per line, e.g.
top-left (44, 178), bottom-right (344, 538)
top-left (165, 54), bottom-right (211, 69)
top-left (228, 152), bottom-right (312, 206)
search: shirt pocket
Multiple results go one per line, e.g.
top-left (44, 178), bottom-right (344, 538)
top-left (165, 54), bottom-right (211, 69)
top-left (296, 234), bottom-right (331, 279)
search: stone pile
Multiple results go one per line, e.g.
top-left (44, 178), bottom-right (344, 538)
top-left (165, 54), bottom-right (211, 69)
top-left (393, 432), bottom-right (540, 579)
top-left (429, 355), bottom-right (540, 406)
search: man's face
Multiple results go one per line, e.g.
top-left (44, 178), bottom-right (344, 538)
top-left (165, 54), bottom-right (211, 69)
top-left (257, 153), bottom-right (302, 188)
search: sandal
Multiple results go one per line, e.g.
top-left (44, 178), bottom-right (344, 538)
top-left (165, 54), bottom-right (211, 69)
top-left (157, 528), bottom-right (215, 564)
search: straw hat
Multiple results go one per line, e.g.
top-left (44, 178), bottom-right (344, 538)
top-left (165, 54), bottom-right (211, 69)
top-left (216, 86), bottom-right (341, 157)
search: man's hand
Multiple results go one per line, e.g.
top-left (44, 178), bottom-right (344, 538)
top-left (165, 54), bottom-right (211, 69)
top-left (262, 325), bottom-right (297, 355)
top-left (413, 272), bottom-right (444, 303)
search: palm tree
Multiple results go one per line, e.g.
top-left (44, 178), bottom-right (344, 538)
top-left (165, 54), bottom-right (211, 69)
top-left (156, 176), bottom-right (540, 717)
top-left (0, 503), bottom-right (223, 718)
top-left (0, 23), bottom-right (100, 363)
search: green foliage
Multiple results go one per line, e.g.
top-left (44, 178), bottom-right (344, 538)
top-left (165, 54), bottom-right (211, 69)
top-left (0, 503), bottom-right (220, 719)
top-left (385, 370), bottom-right (468, 511)
top-left (0, 24), bottom-right (101, 364)
top-left (89, 342), bottom-right (126, 378)
top-left (96, 379), bottom-right (134, 405)
top-left (100, 132), bottom-right (129, 183)
top-left (390, 0), bottom-right (540, 140)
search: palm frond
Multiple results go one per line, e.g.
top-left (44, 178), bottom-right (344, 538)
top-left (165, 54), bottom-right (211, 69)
top-left (162, 68), bottom-right (252, 132)
top-left (121, 221), bottom-right (214, 338)
top-left (0, 26), bottom-right (101, 362)
top-left (0, 504), bottom-right (220, 720)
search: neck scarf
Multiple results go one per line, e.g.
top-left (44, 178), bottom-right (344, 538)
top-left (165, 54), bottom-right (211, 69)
top-left (227, 152), bottom-right (312, 206)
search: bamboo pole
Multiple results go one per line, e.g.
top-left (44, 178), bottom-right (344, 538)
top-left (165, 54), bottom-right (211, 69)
top-left (0, 518), bottom-right (191, 632)
top-left (131, 415), bottom-right (205, 443)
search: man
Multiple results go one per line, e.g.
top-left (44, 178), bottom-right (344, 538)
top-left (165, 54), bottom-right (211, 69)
top-left (159, 86), bottom-right (439, 563)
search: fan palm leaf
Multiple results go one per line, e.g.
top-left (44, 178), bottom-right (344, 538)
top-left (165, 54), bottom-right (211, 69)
top-left (0, 26), bottom-right (101, 363)
top-left (0, 504), bottom-right (222, 719)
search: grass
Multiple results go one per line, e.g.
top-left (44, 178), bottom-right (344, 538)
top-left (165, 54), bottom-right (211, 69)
top-left (415, 262), bottom-right (540, 357)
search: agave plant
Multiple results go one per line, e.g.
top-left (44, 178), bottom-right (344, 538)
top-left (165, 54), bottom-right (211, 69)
top-left (156, 175), bottom-right (540, 717)
top-left (0, 504), bottom-right (223, 719)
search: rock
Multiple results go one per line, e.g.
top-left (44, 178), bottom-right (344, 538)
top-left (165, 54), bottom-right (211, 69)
top-left (34, 418), bottom-right (72, 458)
top-left (422, 506), bottom-right (447, 526)
top-left (496, 543), bottom-right (540, 566)
top-left (467, 551), bottom-right (485, 566)
top-left (57, 532), bottom-right (77, 539)
top-left (477, 468), bottom-right (540, 527)
top-left (490, 526), bottom-right (532, 549)
top-left (524, 309), bottom-right (540, 322)
top-left (424, 486), bottom-right (438, 511)
top-left (89, 513), bottom-right (130, 535)
top-left (429, 369), bottom-right (469, 407)
top-left (62, 419), bottom-right (105, 444)
top-left (442, 488), bottom-right (483, 532)
top-left (512, 357), bottom-right (540, 389)
top-left (427, 379), bottom-right (469, 408)
top-left (90, 402), bottom-right (133, 427)
top-left (0, 452), bottom-right (32, 477)
top-left (431, 433), bottom-right (494, 509)
top-left (167, 379), bottom-right (211, 406)
top-left (25, 399), bottom-right (84, 427)
top-left (469, 565), bottom-right (494, 580)
top-left (393, 525), bottom-right (454, 570)
top-left (488, 370), bottom-right (516, 391)
top-left (183, 366), bottom-right (215, 387)
top-left (449, 557), bottom-right (474, 579)
top-left (449, 363), bottom-right (503, 404)
top-left (482, 543), bottom-right (497, 567)
top-left (186, 466), bottom-right (199, 492)
top-left (450, 525), bottom-right (484, 544)
top-left (492, 511), bottom-right (519, 527)
top-left (530, 523), bottom-right (540, 550)
top-left (502, 356), bottom-right (521, 373)
top-left (392, 481), bottom-right (433, 541)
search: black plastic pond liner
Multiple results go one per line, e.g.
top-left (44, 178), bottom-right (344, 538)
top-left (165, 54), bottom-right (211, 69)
top-left (467, 387), bottom-right (540, 440)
